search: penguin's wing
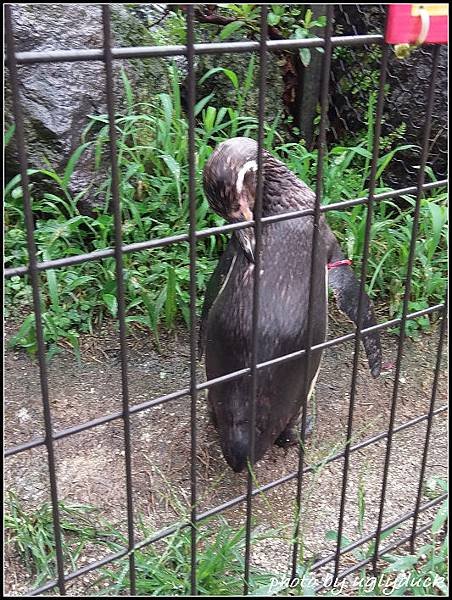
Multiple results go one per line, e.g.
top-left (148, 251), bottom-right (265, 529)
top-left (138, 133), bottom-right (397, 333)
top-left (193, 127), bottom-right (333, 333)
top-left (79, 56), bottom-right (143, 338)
top-left (320, 218), bottom-right (382, 378)
top-left (198, 236), bottom-right (238, 360)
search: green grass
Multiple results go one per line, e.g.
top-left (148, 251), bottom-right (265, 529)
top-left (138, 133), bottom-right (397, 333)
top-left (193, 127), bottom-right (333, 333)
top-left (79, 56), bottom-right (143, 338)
top-left (95, 518), bottom-right (278, 596)
top-left (4, 491), bottom-right (278, 595)
top-left (269, 477), bottom-right (448, 596)
top-left (273, 92), bottom-right (448, 337)
top-left (320, 477), bottom-right (448, 597)
top-left (5, 482), bottom-right (447, 596)
top-left (4, 491), bottom-right (119, 589)
top-left (4, 64), bottom-right (448, 358)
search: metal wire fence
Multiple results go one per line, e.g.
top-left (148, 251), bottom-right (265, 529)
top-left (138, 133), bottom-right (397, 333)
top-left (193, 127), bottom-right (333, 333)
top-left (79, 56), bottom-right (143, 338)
top-left (4, 3), bottom-right (448, 596)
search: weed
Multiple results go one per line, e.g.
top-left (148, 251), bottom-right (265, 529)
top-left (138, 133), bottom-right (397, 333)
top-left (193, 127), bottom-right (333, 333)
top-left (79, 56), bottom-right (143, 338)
top-left (95, 517), bottom-right (278, 596)
top-left (4, 491), bottom-right (120, 589)
top-left (4, 65), bottom-right (447, 357)
top-left (4, 491), bottom-right (278, 596)
top-left (321, 478), bottom-right (448, 597)
top-left (5, 478), bottom-right (448, 596)
top-left (274, 96), bottom-right (447, 337)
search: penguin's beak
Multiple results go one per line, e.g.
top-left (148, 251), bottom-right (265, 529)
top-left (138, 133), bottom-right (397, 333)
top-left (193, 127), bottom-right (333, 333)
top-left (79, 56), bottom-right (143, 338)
top-left (233, 208), bottom-right (255, 263)
top-left (235, 227), bottom-right (255, 263)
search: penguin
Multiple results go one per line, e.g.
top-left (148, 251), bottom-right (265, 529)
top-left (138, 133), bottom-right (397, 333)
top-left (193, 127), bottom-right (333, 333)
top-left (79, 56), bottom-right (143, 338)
top-left (200, 137), bottom-right (382, 473)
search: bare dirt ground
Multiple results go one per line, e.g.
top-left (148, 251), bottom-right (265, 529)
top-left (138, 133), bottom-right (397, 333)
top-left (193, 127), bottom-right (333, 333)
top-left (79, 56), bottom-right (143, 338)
top-left (4, 307), bottom-right (448, 596)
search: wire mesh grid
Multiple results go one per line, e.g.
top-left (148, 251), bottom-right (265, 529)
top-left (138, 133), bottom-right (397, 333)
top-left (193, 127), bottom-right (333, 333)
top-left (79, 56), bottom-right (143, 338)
top-left (4, 4), bottom-right (448, 596)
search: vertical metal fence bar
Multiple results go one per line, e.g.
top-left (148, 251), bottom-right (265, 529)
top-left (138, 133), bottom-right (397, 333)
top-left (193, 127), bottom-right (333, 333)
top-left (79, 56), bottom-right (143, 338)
top-left (333, 37), bottom-right (390, 578)
top-left (186, 5), bottom-right (199, 595)
top-left (243, 4), bottom-right (268, 595)
top-left (410, 292), bottom-right (448, 552)
top-left (101, 6), bottom-right (136, 593)
top-left (290, 6), bottom-right (334, 581)
top-left (4, 5), bottom-right (67, 595)
top-left (372, 44), bottom-right (441, 572)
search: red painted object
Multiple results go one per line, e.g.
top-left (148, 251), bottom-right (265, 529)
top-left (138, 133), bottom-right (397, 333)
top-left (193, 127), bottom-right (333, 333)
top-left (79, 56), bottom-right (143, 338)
top-left (385, 4), bottom-right (448, 44)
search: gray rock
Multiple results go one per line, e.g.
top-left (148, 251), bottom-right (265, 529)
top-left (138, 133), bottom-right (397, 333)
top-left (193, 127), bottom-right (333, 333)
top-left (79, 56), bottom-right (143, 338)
top-left (5, 3), bottom-right (172, 211)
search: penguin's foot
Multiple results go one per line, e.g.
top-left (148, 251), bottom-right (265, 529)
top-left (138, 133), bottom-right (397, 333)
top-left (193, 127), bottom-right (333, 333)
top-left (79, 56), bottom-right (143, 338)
top-left (275, 416), bottom-right (314, 448)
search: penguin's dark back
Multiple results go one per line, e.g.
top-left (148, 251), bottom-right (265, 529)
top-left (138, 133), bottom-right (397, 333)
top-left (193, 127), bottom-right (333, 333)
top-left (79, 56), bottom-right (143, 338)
top-left (206, 217), bottom-right (328, 372)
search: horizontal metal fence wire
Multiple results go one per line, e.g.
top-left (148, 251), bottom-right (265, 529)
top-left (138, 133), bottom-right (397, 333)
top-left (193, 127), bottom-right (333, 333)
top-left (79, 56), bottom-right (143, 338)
top-left (4, 3), bottom-right (448, 597)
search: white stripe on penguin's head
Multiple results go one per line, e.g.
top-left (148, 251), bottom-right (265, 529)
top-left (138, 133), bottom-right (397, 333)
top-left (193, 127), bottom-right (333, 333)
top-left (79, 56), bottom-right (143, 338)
top-left (236, 160), bottom-right (257, 194)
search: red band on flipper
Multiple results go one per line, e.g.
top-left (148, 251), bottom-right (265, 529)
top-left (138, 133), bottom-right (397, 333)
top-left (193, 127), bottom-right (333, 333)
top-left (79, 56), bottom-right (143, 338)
top-left (327, 259), bottom-right (352, 270)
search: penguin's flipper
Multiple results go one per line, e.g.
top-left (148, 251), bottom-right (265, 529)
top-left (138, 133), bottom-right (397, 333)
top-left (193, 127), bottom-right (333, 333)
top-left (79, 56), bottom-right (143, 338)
top-left (198, 236), bottom-right (238, 360)
top-left (321, 219), bottom-right (382, 378)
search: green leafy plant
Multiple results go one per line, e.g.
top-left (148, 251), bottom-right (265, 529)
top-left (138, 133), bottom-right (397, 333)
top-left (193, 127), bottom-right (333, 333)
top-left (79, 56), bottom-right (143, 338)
top-left (323, 478), bottom-right (448, 597)
top-left (272, 6), bottom-right (326, 68)
top-left (274, 91), bottom-right (447, 337)
top-left (4, 491), bottom-right (120, 589)
top-left (5, 491), bottom-right (278, 596)
top-left (5, 68), bottom-right (447, 357)
top-left (96, 517), bottom-right (278, 596)
top-left (5, 480), bottom-right (448, 596)
top-left (4, 64), bottom-right (271, 358)
top-left (196, 5), bottom-right (326, 68)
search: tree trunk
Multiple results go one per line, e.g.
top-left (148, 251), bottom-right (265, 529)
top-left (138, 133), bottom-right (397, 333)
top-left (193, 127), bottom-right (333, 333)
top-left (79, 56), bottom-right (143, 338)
top-left (296, 5), bottom-right (327, 149)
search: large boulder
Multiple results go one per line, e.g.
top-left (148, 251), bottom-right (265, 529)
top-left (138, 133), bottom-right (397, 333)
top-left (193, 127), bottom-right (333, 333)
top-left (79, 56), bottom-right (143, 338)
top-left (5, 4), bottom-right (171, 210)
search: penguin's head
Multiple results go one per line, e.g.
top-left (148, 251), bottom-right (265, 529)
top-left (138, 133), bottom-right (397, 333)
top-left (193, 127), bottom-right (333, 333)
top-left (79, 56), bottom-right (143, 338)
top-left (203, 137), bottom-right (260, 262)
